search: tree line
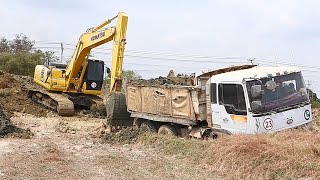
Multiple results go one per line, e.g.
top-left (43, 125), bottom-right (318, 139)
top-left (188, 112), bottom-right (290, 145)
top-left (0, 34), bottom-right (141, 81)
top-left (0, 34), bottom-right (58, 76)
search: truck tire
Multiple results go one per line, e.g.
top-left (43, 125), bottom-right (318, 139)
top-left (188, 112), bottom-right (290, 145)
top-left (140, 121), bottom-right (157, 133)
top-left (158, 124), bottom-right (178, 136)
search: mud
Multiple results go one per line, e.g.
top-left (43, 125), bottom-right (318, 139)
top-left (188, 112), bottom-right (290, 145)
top-left (0, 104), bottom-right (10, 134)
top-left (102, 127), bottom-right (144, 144)
top-left (0, 104), bottom-right (33, 138)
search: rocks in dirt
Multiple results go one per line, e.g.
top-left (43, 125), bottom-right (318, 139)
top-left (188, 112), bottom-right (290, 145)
top-left (102, 127), bottom-right (144, 144)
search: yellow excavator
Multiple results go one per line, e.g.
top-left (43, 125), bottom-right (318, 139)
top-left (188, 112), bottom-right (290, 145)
top-left (29, 12), bottom-right (129, 125)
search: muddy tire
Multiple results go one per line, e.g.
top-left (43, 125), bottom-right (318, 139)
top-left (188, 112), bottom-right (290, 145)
top-left (158, 124), bottom-right (178, 136)
top-left (140, 121), bottom-right (157, 133)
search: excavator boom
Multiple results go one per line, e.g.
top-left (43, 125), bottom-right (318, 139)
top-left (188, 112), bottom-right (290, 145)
top-left (65, 12), bottom-right (128, 92)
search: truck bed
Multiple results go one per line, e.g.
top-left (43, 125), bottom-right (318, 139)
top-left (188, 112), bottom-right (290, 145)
top-left (125, 85), bottom-right (206, 124)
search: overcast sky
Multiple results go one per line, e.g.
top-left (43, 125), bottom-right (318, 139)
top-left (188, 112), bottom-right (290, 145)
top-left (1, 0), bottom-right (320, 93)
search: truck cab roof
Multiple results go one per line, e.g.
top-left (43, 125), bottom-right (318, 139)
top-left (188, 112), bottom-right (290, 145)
top-left (209, 66), bottom-right (301, 82)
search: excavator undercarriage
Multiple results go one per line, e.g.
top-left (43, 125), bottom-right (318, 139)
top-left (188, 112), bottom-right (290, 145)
top-left (29, 89), bottom-right (132, 129)
top-left (28, 90), bottom-right (74, 116)
top-left (28, 89), bottom-right (106, 117)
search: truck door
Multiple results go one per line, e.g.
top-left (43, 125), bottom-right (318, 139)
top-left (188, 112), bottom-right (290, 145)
top-left (211, 83), bottom-right (248, 134)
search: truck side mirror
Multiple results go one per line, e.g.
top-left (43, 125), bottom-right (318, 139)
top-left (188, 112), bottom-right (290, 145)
top-left (251, 100), bottom-right (262, 111)
top-left (251, 85), bottom-right (264, 99)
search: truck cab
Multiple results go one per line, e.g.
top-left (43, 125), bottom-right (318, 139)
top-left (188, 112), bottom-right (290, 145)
top-left (209, 66), bottom-right (312, 134)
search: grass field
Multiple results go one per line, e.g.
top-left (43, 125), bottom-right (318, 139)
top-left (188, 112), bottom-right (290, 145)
top-left (135, 109), bottom-right (320, 179)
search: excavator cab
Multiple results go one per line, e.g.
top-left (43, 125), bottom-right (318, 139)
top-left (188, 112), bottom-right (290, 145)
top-left (84, 60), bottom-right (104, 91)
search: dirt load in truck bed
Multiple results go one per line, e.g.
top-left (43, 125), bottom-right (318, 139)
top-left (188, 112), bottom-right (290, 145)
top-left (127, 74), bottom-right (194, 87)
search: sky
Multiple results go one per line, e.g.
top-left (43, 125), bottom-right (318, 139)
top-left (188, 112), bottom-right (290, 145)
top-left (1, 0), bottom-right (320, 93)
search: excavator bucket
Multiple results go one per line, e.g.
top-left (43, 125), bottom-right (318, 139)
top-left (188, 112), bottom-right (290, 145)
top-left (105, 92), bottom-right (133, 130)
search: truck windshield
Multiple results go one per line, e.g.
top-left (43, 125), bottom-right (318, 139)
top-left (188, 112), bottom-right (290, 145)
top-left (246, 72), bottom-right (309, 113)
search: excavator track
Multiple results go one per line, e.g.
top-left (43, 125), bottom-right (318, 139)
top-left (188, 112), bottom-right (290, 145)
top-left (28, 89), bottom-right (74, 116)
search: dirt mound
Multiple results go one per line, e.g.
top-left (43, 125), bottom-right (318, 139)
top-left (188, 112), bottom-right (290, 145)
top-left (0, 72), bottom-right (48, 117)
top-left (102, 127), bottom-right (144, 144)
top-left (0, 71), bottom-right (17, 89)
top-left (0, 104), bottom-right (33, 138)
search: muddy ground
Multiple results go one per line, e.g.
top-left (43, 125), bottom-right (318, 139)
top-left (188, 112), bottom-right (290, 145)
top-left (0, 113), bottom-right (213, 180)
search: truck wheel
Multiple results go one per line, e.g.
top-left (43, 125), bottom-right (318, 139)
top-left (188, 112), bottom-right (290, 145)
top-left (140, 121), bottom-right (157, 133)
top-left (158, 125), bottom-right (178, 136)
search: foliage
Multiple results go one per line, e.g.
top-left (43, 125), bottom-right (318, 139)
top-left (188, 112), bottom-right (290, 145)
top-left (122, 70), bottom-right (142, 80)
top-left (308, 89), bottom-right (320, 108)
top-left (0, 34), bottom-right (59, 76)
top-left (0, 34), bottom-right (34, 53)
top-left (0, 52), bottom-right (44, 76)
top-left (103, 70), bottom-right (142, 89)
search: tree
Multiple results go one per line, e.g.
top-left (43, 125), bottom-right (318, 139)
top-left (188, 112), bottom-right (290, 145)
top-left (0, 34), bottom-right (59, 76)
top-left (122, 70), bottom-right (142, 80)
top-left (0, 38), bottom-right (10, 53)
top-left (9, 34), bottom-right (34, 53)
top-left (44, 51), bottom-right (60, 66)
top-left (103, 69), bottom-right (142, 89)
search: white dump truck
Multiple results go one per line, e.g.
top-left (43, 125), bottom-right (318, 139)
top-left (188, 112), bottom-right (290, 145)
top-left (124, 65), bottom-right (312, 138)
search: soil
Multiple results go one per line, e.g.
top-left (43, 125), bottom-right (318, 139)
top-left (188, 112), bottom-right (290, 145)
top-left (0, 104), bottom-right (10, 133)
top-left (0, 72), bottom-right (48, 117)
top-left (0, 113), bottom-right (212, 180)
top-left (0, 104), bottom-right (33, 138)
top-left (102, 127), bottom-right (144, 144)
top-left (0, 72), bottom-right (105, 118)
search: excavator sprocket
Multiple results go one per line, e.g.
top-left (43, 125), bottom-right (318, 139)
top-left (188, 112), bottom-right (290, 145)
top-left (28, 89), bottom-right (74, 116)
top-left (105, 92), bottom-right (133, 130)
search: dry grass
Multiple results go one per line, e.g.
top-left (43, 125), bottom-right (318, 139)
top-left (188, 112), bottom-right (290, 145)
top-left (139, 130), bottom-right (320, 179)
top-left (137, 109), bottom-right (320, 180)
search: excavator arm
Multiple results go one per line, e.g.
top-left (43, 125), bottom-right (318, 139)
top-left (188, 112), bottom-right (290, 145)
top-left (65, 12), bottom-right (128, 92)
